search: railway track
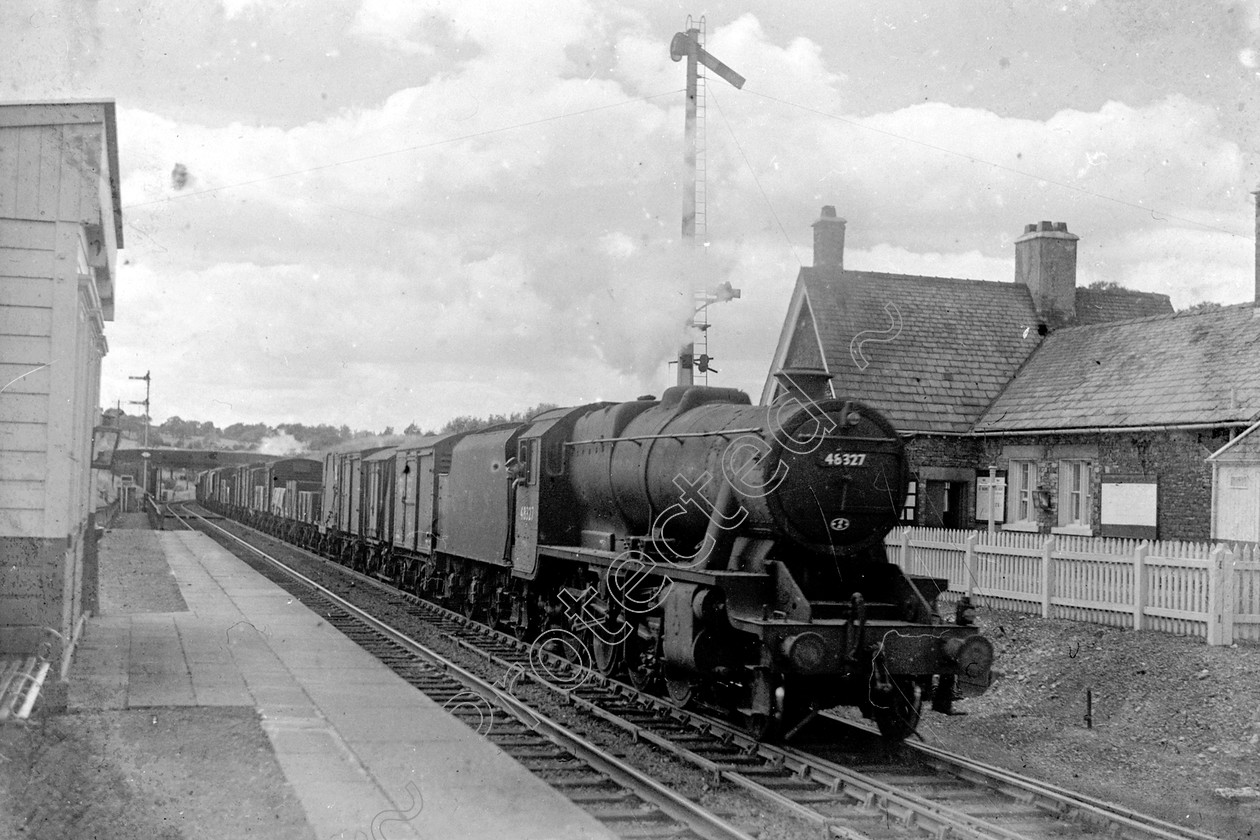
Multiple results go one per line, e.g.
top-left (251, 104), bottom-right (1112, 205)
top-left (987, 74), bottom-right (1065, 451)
top-left (179, 503), bottom-right (1219, 840)
top-left (399, 599), bottom-right (1220, 840)
top-left (169, 504), bottom-right (752, 840)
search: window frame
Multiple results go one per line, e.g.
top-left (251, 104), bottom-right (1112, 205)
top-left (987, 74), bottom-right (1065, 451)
top-left (1006, 459), bottom-right (1038, 528)
top-left (901, 479), bottom-right (917, 524)
top-left (1056, 459), bottom-right (1094, 531)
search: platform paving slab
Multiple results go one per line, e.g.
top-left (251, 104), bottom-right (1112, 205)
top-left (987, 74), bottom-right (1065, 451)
top-left (69, 527), bottom-right (617, 840)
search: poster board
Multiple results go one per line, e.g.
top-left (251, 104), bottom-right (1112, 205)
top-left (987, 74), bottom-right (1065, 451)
top-left (1100, 475), bottom-right (1157, 539)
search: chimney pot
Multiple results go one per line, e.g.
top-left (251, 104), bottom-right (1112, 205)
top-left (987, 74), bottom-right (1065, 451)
top-left (820, 205), bottom-right (836, 218)
top-left (1039, 220), bottom-right (1054, 231)
top-left (1024, 223), bottom-right (1036, 233)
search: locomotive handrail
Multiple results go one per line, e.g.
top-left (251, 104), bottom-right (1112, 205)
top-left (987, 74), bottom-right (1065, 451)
top-left (565, 430), bottom-right (901, 447)
top-left (564, 427), bottom-right (762, 446)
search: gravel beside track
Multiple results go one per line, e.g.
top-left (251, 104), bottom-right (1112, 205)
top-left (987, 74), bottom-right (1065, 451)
top-left (918, 610), bottom-right (1260, 840)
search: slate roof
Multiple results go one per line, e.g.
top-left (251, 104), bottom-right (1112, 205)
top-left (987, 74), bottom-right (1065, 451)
top-left (975, 303), bottom-right (1260, 431)
top-left (1073, 286), bottom-right (1174, 325)
top-left (772, 267), bottom-right (1175, 435)
top-left (798, 268), bottom-right (1045, 434)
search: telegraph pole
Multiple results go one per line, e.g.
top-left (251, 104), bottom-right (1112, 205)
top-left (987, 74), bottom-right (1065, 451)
top-left (128, 371), bottom-right (151, 494)
top-left (128, 371), bottom-right (150, 446)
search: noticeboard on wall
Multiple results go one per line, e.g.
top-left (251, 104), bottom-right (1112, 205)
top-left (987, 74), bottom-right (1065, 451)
top-left (1100, 475), bottom-right (1157, 539)
top-left (975, 474), bottom-right (1006, 524)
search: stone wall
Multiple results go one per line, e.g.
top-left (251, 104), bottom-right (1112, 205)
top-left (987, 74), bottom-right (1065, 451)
top-left (901, 428), bottom-right (1231, 540)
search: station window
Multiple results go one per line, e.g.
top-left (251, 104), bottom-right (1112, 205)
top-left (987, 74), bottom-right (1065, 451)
top-left (901, 480), bottom-right (917, 524)
top-left (1008, 460), bottom-right (1037, 524)
top-left (1058, 460), bottom-right (1093, 528)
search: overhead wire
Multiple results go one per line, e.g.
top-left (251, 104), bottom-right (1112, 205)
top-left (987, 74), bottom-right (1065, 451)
top-left (709, 88), bottom-right (802, 266)
top-left (125, 80), bottom-right (1249, 243)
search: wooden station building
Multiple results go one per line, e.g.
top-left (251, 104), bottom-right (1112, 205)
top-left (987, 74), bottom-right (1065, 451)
top-left (0, 100), bottom-right (122, 705)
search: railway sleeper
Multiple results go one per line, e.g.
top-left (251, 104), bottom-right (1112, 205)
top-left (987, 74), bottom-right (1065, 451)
top-left (581, 805), bottom-right (662, 822)
top-left (564, 788), bottom-right (637, 804)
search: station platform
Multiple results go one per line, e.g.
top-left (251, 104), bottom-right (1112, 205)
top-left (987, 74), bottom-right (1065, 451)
top-left (67, 524), bottom-right (616, 840)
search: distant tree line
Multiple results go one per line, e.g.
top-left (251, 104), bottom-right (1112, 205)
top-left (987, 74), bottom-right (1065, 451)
top-left (102, 401), bottom-right (564, 451)
top-left (428, 403), bottom-right (561, 435)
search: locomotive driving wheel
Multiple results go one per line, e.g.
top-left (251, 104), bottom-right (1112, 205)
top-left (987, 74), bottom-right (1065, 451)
top-left (625, 618), bottom-right (663, 693)
top-left (589, 622), bottom-right (626, 677)
top-left (665, 668), bottom-right (699, 707)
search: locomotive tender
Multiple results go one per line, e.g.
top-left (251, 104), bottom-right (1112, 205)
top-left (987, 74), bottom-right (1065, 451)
top-left (199, 383), bottom-right (993, 740)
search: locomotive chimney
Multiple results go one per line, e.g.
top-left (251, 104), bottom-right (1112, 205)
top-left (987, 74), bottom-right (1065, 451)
top-left (774, 366), bottom-right (833, 402)
top-left (1016, 220), bottom-right (1078, 328)
top-left (812, 205), bottom-right (846, 269)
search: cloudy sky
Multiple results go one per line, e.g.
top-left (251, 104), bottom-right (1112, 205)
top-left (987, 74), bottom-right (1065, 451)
top-left (6, 0), bottom-right (1260, 432)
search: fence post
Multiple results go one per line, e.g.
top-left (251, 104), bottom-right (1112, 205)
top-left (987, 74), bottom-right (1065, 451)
top-left (964, 533), bottom-right (978, 599)
top-left (1207, 546), bottom-right (1234, 646)
top-left (900, 527), bottom-right (912, 573)
top-left (1132, 541), bottom-right (1148, 632)
top-left (1040, 537), bottom-right (1055, 618)
top-left (1225, 547), bottom-right (1237, 646)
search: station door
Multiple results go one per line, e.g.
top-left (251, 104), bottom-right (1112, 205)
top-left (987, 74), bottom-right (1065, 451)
top-left (922, 480), bottom-right (965, 529)
top-left (1216, 466), bottom-right (1260, 542)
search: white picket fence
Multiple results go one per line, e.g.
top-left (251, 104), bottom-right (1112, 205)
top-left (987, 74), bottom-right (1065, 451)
top-left (885, 527), bottom-right (1260, 646)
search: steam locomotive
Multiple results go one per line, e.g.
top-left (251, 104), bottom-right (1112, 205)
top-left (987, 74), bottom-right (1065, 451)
top-left (198, 381), bottom-right (993, 740)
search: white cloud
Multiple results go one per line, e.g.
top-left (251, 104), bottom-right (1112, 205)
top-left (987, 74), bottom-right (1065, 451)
top-left (854, 244), bottom-right (1011, 282)
top-left (99, 8), bottom-right (1256, 431)
top-left (1095, 226), bottom-right (1255, 308)
top-left (349, 0), bottom-right (443, 55)
top-left (220, 0), bottom-right (267, 20)
top-left (351, 0), bottom-right (594, 65)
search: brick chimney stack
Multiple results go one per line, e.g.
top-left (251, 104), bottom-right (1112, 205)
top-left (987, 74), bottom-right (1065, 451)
top-left (812, 205), bottom-right (846, 269)
top-left (1015, 220), bottom-right (1079, 328)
